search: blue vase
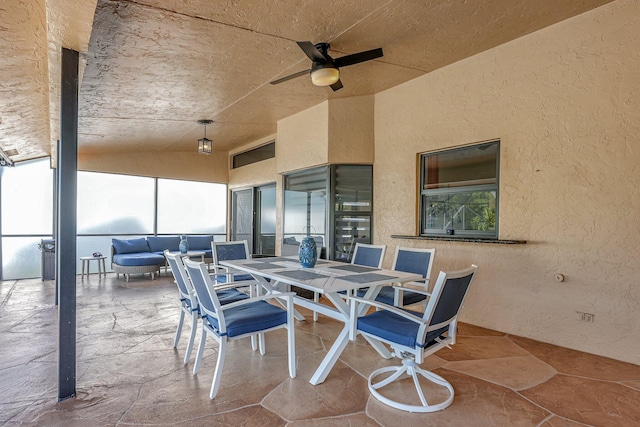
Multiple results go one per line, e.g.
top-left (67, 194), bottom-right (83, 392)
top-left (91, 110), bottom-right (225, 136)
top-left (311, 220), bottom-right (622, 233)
top-left (179, 236), bottom-right (189, 254)
top-left (299, 236), bottom-right (317, 268)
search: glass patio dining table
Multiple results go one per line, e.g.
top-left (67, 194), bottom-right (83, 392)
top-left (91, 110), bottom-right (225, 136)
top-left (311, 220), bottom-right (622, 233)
top-left (219, 256), bottom-right (423, 385)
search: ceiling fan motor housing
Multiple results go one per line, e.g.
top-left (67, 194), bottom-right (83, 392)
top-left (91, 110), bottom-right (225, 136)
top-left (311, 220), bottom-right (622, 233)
top-left (311, 62), bottom-right (339, 86)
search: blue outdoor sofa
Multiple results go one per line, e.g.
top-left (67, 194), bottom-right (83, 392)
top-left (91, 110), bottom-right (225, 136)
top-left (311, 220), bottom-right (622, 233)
top-left (111, 235), bottom-right (214, 281)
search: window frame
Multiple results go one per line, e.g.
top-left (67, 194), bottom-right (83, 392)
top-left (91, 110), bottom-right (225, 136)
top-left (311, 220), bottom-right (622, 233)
top-left (419, 140), bottom-right (500, 239)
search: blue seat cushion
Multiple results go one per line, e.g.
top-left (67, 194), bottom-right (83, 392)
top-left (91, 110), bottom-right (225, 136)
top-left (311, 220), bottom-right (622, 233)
top-left (147, 236), bottom-right (180, 252)
top-left (187, 235), bottom-right (214, 251)
top-left (113, 252), bottom-right (165, 266)
top-left (216, 288), bottom-right (249, 305)
top-left (357, 308), bottom-right (448, 348)
top-left (112, 238), bottom-right (150, 254)
top-left (374, 286), bottom-right (427, 306)
top-left (204, 300), bottom-right (287, 338)
top-left (215, 273), bottom-right (254, 283)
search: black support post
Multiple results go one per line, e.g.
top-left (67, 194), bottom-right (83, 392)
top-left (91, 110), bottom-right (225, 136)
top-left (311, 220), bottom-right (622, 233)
top-left (57, 47), bottom-right (79, 401)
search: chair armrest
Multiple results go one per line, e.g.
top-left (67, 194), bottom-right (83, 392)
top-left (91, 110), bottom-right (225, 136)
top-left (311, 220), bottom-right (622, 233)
top-left (210, 265), bottom-right (230, 273)
top-left (348, 295), bottom-right (427, 324)
top-left (219, 291), bottom-right (296, 311)
top-left (211, 282), bottom-right (253, 291)
top-left (392, 285), bottom-right (432, 297)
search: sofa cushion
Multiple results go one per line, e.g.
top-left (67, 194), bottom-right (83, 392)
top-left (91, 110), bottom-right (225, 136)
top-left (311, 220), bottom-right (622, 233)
top-left (112, 238), bottom-right (150, 254)
top-left (187, 235), bottom-right (214, 250)
top-left (113, 252), bottom-right (165, 267)
top-left (147, 235), bottom-right (180, 252)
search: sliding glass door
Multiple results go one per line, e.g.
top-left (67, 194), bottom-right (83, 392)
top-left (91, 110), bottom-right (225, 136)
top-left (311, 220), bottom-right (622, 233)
top-left (230, 184), bottom-right (276, 257)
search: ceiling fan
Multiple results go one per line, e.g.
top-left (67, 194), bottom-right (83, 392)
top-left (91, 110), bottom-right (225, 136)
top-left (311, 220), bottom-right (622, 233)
top-left (270, 41), bottom-right (383, 91)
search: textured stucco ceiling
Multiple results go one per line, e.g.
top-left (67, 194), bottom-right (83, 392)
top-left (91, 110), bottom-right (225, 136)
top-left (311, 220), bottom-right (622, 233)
top-left (0, 0), bottom-right (614, 162)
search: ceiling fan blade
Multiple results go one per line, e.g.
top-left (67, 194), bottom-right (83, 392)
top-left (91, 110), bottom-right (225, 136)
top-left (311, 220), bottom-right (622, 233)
top-left (297, 41), bottom-right (327, 63)
top-left (270, 69), bottom-right (310, 85)
top-left (330, 79), bottom-right (343, 92)
top-left (334, 47), bottom-right (383, 68)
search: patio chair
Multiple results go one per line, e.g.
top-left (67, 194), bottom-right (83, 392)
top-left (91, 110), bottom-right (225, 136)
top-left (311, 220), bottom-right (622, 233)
top-left (182, 258), bottom-right (296, 399)
top-left (164, 250), bottom-right (249, 365)
top-left (211, 240), bottom-right (255, 284)
top-left (349, 264), bottom-right (477, 412)
top-left (313, 243), bottom-right (386, 321)
top-left (351, 243), bottom-right (387, 268)
top-left (372, 247), bottom-right (435, 307)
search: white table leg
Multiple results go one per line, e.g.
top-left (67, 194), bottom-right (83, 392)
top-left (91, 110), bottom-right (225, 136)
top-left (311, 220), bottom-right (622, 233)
top-left (362, 335), bottom-right (392, 359)
top-left (309, 325), bottom-right (350, 385)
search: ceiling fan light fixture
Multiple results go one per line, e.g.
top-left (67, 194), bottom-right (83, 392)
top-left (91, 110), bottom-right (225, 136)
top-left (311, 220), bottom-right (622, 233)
top-left (197, 119), bottom-right (213, 155)
top-left (311, 65), bottom-right (340, 86)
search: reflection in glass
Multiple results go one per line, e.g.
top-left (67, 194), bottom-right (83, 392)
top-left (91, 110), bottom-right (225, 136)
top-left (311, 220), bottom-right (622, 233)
top-left (284, 167), bottom-right (327, 248)
top-left (231, 189), bottom-right (253, 247)
top-left (256, 186), bottom-right (276, 256)
top-left (78, 172), bottom-right (154, 234)
top-left (423, 190), bottom-right (497, 233)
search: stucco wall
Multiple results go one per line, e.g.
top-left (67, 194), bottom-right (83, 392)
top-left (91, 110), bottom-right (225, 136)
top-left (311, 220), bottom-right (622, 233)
top-left (276, 102), bottom-right (329, 174)
top-left (328, 95), bottom-right (375, 164)
top-left (374, 0), bottom-right (639, 364)
top-left (78, 150), bottom-right (228, 183)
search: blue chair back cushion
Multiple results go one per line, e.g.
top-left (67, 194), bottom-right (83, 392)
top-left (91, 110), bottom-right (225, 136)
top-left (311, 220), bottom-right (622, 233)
top-left (166, 256), bottom-right (190, 296)
top-left (147, 236), bottom-right (180, 253)
top-left (187, 235), bottom-right (214, 251)
top-left (184, 262), bottom-right (218, 315)
top-left (430, 274), bottom-right (474, 326)
top-left (112, 238), bottom-right (150, 254)
top-left (216, 243), bottom-right (248, 261)
top-left (113, 252), bottom-right (165, 266)
top-left (205, 300), bottom-right (286, 338)
top-left (353, 247), bottom-right (383, 267)
top-left (357, 309), bottom-right (447, 348)
top-left (395, 250), bottom-right (432, 277)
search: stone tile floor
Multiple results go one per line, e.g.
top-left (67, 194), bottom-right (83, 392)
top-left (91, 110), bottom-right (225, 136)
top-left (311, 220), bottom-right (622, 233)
top-left (1, 273), bottom-right (639, 426)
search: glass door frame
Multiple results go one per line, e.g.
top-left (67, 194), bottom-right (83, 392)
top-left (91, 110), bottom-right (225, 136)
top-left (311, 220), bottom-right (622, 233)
top-left (230, 182), bottom-right (276, 257)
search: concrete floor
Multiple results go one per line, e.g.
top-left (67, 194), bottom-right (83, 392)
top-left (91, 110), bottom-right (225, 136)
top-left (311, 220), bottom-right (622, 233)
top-left (1, 272), bottom-right (639, 426)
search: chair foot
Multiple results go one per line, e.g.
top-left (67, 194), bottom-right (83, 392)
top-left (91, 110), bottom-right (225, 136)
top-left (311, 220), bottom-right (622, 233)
top-left (368, 360), bottom-right (454, 413)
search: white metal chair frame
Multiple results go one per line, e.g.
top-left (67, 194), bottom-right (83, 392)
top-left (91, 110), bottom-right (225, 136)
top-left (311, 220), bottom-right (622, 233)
top-left (352, 243), bottom-right (387, 268)
top-left (183, 258), bottom-right (296, 399)
top-left (211, 240), bottom-right (254, 281)
top-left (349, 265), bottom-right (477, 413)
top-left (389, 247), bottom-right (436, 307)
top-left (164, 250), bottom-right (246, 365)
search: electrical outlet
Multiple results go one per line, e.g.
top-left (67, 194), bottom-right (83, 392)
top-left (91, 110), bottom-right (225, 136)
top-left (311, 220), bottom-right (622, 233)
top-left (577, 311), bottom-right (595, 322)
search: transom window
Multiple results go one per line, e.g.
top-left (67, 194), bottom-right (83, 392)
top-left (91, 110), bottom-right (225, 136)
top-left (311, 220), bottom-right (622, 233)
top-left (419, 140), bottom-right (499, 238)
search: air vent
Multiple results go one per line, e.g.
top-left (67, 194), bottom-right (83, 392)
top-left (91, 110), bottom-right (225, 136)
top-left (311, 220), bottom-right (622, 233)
top-left (232, 141), bottom-right (275, 169)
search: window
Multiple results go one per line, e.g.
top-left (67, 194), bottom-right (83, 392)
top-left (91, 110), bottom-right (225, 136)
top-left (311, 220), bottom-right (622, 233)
top-left (157, 178), bottom-right (226, 234)
top-left (0, 158), bottom-right (53, 279)
top-left (283, 166), bottom-right (328, 253)
top-left (420, 140), bottom-right (499, 238)
top-left (77, 172), bottom-right (155, 234)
